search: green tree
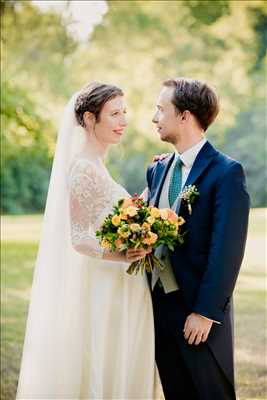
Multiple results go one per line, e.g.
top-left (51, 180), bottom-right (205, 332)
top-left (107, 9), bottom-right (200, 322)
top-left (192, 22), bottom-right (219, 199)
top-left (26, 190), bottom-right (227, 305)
top-left (75, 0), bottom-right (266, 205)
top-left (1, 0), bottom-right (79, 213)
top-left (1, 79), bottom-right (53, 213)
top-left (1, 0), bottom-right (266, 211)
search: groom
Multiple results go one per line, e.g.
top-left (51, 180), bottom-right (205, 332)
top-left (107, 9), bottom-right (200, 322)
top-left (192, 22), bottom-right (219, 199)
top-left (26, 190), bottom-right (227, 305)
top-left (146, 77), bottom-right (250, 400)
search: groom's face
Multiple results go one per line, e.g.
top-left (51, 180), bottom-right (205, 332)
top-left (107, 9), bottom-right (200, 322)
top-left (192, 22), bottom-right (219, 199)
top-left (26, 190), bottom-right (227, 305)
top-left (152, 86), bottom-right (181, 144)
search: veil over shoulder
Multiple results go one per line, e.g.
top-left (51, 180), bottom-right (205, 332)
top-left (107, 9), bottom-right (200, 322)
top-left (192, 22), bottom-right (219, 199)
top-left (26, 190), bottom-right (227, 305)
top-left (16, 94), bottom-right (98, 397)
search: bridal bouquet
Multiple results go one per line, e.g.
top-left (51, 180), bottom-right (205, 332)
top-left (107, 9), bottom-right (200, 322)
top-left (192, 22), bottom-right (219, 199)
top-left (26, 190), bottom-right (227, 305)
top-left (96, 194), bottom-right (185, 275)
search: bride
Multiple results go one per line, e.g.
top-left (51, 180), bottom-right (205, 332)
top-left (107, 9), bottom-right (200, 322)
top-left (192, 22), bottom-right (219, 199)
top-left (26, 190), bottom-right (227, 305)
top-left (16, 82), bottom-right (162, 399)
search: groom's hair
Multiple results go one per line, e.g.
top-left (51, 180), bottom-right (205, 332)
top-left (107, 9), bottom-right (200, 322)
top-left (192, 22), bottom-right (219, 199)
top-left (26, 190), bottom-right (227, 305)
top-left (163, 77), bottom-right (219, 131)
top-left (75, 82), bottom-right (124, 127)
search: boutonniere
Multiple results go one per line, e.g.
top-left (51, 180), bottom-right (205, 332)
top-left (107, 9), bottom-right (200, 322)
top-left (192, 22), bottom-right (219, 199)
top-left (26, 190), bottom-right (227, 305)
top-left (179, 185), bottom-right (200, 215)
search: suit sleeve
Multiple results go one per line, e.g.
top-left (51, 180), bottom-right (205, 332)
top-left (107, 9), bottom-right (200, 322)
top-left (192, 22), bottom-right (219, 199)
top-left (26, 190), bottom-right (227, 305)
top-left (193, 162), bottom-right (250, 323)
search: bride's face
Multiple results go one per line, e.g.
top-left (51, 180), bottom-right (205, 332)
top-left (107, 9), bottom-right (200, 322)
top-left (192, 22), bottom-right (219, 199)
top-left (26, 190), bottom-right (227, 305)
top-left (94, 95), bottom-right (127, 145)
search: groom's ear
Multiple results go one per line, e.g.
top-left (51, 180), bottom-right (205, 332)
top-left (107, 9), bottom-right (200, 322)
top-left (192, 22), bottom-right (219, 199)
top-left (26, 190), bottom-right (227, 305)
top-left (180, 110), bottom-right (191, 122)
top-left (83, 111), bottom-right (96, 129)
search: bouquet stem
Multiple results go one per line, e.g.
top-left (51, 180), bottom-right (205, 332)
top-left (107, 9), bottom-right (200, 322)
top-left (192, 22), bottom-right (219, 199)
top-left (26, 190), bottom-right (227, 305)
top-left (126, 253), bottom-right (166, 275)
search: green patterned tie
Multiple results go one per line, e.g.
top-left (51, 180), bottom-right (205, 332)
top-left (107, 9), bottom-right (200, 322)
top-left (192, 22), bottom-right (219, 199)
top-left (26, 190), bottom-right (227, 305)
top-left (168, 157), bottom-right (183, 207)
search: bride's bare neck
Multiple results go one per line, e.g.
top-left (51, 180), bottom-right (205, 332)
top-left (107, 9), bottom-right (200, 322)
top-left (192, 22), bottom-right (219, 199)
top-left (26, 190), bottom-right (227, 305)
top-left (80, 134), bottom-right (109, 162)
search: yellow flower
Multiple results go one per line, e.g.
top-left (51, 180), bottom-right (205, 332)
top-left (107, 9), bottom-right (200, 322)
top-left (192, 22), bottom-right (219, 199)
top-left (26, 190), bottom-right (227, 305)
top-left (150, 207), bottom-right (161, 218)
top-left (160, 209), bottom-right (169, 220)
top-left (118, 227), bottom-right (131, 238)
top-left (142, 222), bottom-right (151, 231)
top-left (130, 223), bottom-right (141, 232)
top-left (112, 215), bottom-right (121, 226)
top-left (147, 216), bottom-right (155, 225)
top-left (125, 206), bottom-right (138, 217)
top-left (177, 216), bottom-right (185, 226)
top-left (142, 232), bottom-right (158, 245)
top-left (101, 239), bottom-right (111, 249)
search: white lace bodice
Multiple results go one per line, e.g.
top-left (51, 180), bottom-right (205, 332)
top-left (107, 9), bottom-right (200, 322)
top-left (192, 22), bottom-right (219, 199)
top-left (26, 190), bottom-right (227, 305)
top-left (68, 158), bottom-right (129, 258)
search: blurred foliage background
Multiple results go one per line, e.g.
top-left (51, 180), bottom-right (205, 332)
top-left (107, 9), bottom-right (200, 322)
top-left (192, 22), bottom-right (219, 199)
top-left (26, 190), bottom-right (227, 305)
top-left (1, 0), bottom-right (266, 213)
top-left (1, 3), bottom-right (266, 399)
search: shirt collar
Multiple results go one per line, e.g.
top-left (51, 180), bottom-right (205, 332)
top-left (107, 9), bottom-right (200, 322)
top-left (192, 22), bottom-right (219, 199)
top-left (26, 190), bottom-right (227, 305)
top-left (175, 137), bottom-right (207, 168)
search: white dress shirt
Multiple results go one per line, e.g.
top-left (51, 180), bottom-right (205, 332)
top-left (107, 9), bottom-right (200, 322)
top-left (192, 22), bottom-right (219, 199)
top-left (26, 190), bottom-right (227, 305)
top-left (158, 137), bottom-right (207, 211)
top-left (175, 137), bottom-right (207, 189)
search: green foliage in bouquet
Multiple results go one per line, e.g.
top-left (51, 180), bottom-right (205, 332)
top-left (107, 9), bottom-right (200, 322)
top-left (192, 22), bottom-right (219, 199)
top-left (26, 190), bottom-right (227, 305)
top-left (96, 195), bottom-right (185, 275)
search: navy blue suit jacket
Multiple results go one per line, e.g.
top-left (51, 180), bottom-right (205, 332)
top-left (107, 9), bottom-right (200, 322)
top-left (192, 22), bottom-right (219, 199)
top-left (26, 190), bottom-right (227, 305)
top-left (146, 141), bottom-right (250, 385)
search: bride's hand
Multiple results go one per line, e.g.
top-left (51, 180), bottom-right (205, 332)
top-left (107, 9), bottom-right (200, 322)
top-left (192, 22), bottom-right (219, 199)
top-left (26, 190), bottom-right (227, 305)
top-left (103, 247), bottom-right (152, 263)
top-left (126, 247), bottom-right (152, 263)
top-left (152, 153), bottom-right (170, 162)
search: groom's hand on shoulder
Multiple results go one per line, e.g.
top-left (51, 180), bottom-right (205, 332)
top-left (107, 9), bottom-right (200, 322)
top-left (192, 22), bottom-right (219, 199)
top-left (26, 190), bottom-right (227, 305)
top-left (183, 313), bottom-right (213, 346)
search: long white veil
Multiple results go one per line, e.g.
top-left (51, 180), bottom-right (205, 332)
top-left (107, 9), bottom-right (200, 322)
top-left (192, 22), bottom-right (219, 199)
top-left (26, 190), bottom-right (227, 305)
top-left (16, 94), bottom-right (91, 398)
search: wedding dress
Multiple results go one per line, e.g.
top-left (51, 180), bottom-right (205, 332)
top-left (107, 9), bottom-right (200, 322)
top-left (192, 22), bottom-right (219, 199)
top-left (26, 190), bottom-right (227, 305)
top-left (16, 94), bottom-right (162, 399)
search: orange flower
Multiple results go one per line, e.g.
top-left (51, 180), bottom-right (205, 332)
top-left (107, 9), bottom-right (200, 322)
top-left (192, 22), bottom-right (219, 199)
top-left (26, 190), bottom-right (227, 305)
top-left (121, 198), bottom-right (133, 209)
top-left (142, 222), bottom-right (151, 231)
top-left (142, 232), bottom-right (158, 245)
top-left (115, 239), bottom-right (124, 249)
top-left (120, 211), bottom-right (128, 220)
top-left (167, 209), bottom-right (178, 223)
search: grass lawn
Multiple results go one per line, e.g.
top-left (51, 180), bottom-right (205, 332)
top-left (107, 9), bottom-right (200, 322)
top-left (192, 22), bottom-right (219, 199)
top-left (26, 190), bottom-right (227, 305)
top-left (1, 210), bottom-right (266, 399)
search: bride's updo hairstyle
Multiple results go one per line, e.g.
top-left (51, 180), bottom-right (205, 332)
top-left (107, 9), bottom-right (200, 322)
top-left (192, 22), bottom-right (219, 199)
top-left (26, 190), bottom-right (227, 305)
top-left (74, 82), bottom-right (124, 128)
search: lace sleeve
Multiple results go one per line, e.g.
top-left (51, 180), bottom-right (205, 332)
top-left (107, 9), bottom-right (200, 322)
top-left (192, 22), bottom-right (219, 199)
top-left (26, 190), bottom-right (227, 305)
top-left (69, 159), bottom-right (109, 258)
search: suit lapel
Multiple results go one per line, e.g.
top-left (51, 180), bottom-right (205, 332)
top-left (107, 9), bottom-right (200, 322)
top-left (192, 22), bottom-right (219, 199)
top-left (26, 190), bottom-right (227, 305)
top-left (151, 153), bottom-right (175, 207)
top-left (151, 142), bottom-right (217, 211)
top-left (176, 141), bottom-right (217, 214)
top-left (183, 141), bottom-right (217, 188)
